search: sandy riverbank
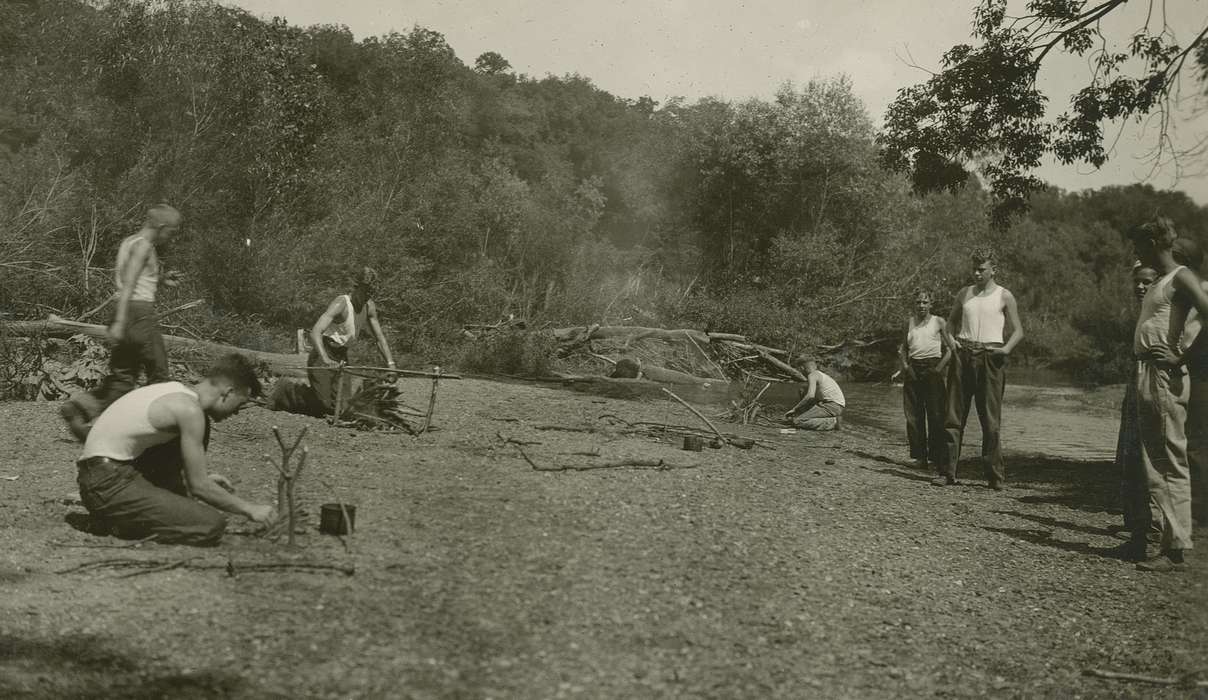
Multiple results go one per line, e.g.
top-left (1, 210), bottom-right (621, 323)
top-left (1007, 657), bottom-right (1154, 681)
top-left (0, 377), bottom-right (1203, 698)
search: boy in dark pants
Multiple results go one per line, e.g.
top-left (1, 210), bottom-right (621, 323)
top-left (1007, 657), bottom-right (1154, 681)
top-left (306, 266), bottom-right (396, 413)
top-left (61, 204), bottom-right (184, 441)
top-left (76, 354), bottom-right (275, 545)
top-left (934, 249), bottom-right (1024, 489)
top-left (899, 291), bottom-right (952, 472)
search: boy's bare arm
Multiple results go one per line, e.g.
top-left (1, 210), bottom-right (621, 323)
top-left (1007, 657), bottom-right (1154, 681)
top-left (171, 398), bottom-right (274, 523)
top-left (899, 319), bottom-right (916, 379)
top-left (366, 301), bottom-right (395, 367)
top-left (935, 317), bottom-right (953, 371)
top-left (309, 297), bottom-right (345, 365)
top-left (944, 288), bottom-right (966, 349)
top-left (1168, 270), bottom-right (1208, 364)
top-left (786, 374), bottom-right (819, 417)
top-left (995, 290), bottom-right (1025, 355)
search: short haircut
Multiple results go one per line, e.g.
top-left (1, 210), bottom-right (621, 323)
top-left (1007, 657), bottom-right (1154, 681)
top-left (353, 266), bottom-right (378, 289)
top-left (1131, 217), bottom-right (1178, 249)
top-left (146, 203), bottom-right (182, 229)
top-left (206, 353), bottom-right (262, 397)
top-left (971, 247), bottom-right (996, 267)
top-left (1172, 238), bottom-right (1204, 270)
top-left (914, 289), bottom-right (933, 302)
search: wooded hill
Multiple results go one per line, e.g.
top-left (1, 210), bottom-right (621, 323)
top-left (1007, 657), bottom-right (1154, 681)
top-left (2, 0), bottom-right (1207, 385)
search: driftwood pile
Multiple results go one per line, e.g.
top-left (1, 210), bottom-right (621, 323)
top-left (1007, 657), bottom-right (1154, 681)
top-left (465, 321), bottom-right (812, 386)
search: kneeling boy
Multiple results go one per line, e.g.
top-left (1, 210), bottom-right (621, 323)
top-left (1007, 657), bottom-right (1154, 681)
top-left (75, 354), bottom-right (276, 545)
top-left (784, 359), bottom-right (846, 431)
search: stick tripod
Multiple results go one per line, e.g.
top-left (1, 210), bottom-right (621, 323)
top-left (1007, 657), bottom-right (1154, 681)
top-left (266, 426), bottom-right (308, 545)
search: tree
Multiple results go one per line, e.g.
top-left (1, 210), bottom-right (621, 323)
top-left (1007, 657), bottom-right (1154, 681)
top-left (474, 51), bottom-right (512, 76)
top-left (879, 0), bottom-right (1208, 224)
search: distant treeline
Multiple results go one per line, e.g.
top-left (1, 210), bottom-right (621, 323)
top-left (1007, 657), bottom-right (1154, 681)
top-left (2, 0), bottom-right (1206, 382)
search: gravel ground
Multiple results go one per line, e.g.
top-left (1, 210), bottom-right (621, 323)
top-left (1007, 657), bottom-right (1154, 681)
top-left (0, 377), bottom-right (1204, 699)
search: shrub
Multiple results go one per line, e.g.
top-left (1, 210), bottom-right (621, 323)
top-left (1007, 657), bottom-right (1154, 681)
top-left (456, 330), bottom-right (561, 377)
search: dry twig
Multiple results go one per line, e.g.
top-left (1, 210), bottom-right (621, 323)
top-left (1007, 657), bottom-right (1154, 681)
top-left (660, 387), bottom-right (727, 444)
top-left (1082, 669), bottom-right (1179, 686)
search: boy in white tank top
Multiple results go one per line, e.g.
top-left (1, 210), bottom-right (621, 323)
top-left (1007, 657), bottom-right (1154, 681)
top-left (60, 204), bottom-right (186, 441)
top-left (783, 359), bottom-right (845, 431)
top-left (75, 354), bottom-right (276, 545)
top-left (1127, 219), bottom-right (1208, 571)
top-left (898, 290), bottom-right (952, 471)
top-left (934, 249), bottom-right (1024, 489)
top-left (303, 266), bottom-right (397, 414)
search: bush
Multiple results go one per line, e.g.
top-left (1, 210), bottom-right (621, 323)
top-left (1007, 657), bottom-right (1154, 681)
top-left (456, 330), bottom-right (561, 377)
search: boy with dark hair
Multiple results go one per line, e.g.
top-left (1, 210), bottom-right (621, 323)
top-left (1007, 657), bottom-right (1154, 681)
top-left (934, 247), bottom-right (1024, 489)
top-left (899, 290), bottom-right (952, 471)
top-left (1118, 261), bottom-right (1159, 555)
top-left (75, 353), bottom-right (275, 546)
top-left (307, 266), bottom-right (396, 412)
top-left (1128, 218), bottom-right (1208, 571)
top-left (61, 203), bottom-right (185, 441)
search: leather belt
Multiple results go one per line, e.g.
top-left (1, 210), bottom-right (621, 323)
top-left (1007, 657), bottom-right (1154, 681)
top-left (77, 456), bottom-right (131, 470)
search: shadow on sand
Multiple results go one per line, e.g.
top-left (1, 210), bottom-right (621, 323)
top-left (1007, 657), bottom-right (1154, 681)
top-left (850, 446), bottom-right (1122, 515)
top-left (979, 526), bottom-right (1132, 560)
top-left (0, 632), bottom-right (247, 699)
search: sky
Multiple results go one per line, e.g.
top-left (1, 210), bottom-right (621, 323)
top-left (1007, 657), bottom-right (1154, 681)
top-left (226, 0), bottom-right (1208, 204)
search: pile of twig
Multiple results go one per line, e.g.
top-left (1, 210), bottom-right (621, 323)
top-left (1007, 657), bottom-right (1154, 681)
top-left (340, 381), bottom-right (424, 433)
top-left (717, 379), bottom-right (777, 426)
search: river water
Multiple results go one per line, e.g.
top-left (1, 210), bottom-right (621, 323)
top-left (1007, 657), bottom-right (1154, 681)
top-left (673, 380), bottom-right (1126, 463)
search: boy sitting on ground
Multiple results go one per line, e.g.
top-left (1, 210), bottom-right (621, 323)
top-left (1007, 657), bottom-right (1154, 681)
top-left (75, 353), bottom-right (276, 546)
top-left (783, 359), bottom-right (846, 431)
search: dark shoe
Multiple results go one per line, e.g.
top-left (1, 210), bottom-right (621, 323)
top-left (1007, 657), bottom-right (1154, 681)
top-left (1106, 540), bottom-right (1147, 562)
top-left (59, 398), bottom-right (93, 443)
top-left (988, 479), bottom-right (1004, 491)
top-left (931, 476), bottom-right (957, 486)
top-left (1136, 553), bottom-right (1186, 572)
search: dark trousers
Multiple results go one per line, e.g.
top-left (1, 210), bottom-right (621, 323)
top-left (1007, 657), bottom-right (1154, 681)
top-left (1117, 378), bottom-right (1148, 538)
top-left (85, 301), bottom-right (169, 416)
top-left (1188, 367), bottom-right (1208, 526)
top-left (76, 420), bottom-right (225, 546)
top-left (903, 357), bottom-right (946, 467)
top-left (306, 340), bottom-right (350, 413)
top-left (939, 346), bottom-right (1006, 482)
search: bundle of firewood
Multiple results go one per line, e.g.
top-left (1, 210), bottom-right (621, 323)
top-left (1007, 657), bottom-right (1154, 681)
top-left (338, 381), bottom-right (426, 433)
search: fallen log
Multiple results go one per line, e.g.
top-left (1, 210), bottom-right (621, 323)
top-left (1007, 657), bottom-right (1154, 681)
top-left (6, 315), bottom-right (309, 377)
top-left (717, 340), bottom-right (791, 358)
top-left (705, 332), bottom-right (748, 342)
top-left (552, 325), bottom-right (710, 345)
top-left (752, 348), bottom-right (807, 382)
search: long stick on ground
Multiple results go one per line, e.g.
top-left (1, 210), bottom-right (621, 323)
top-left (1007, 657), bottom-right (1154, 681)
top-left (660, 387), bottom-right (727, 444)
top-left (1082, 669), bottom-right (1179, 685)
top-left (307, 365), bottom-right (461, 379)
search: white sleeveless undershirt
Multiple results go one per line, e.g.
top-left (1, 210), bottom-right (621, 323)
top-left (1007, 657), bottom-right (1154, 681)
top-left (907, 315), bottom-right (943, 359)
top-left (81, 382), bottom-right (195, 461)
top-left (1134, 266), bottom-right (1188, 356)
top-left (814, 371), bottom-right (846, 407)
top-left (114, 234), bottom-right (159, 302)
top-left (322, 294), bottom-right (366, 347)
top-left (957, 286), bottom-right (1005, 345)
